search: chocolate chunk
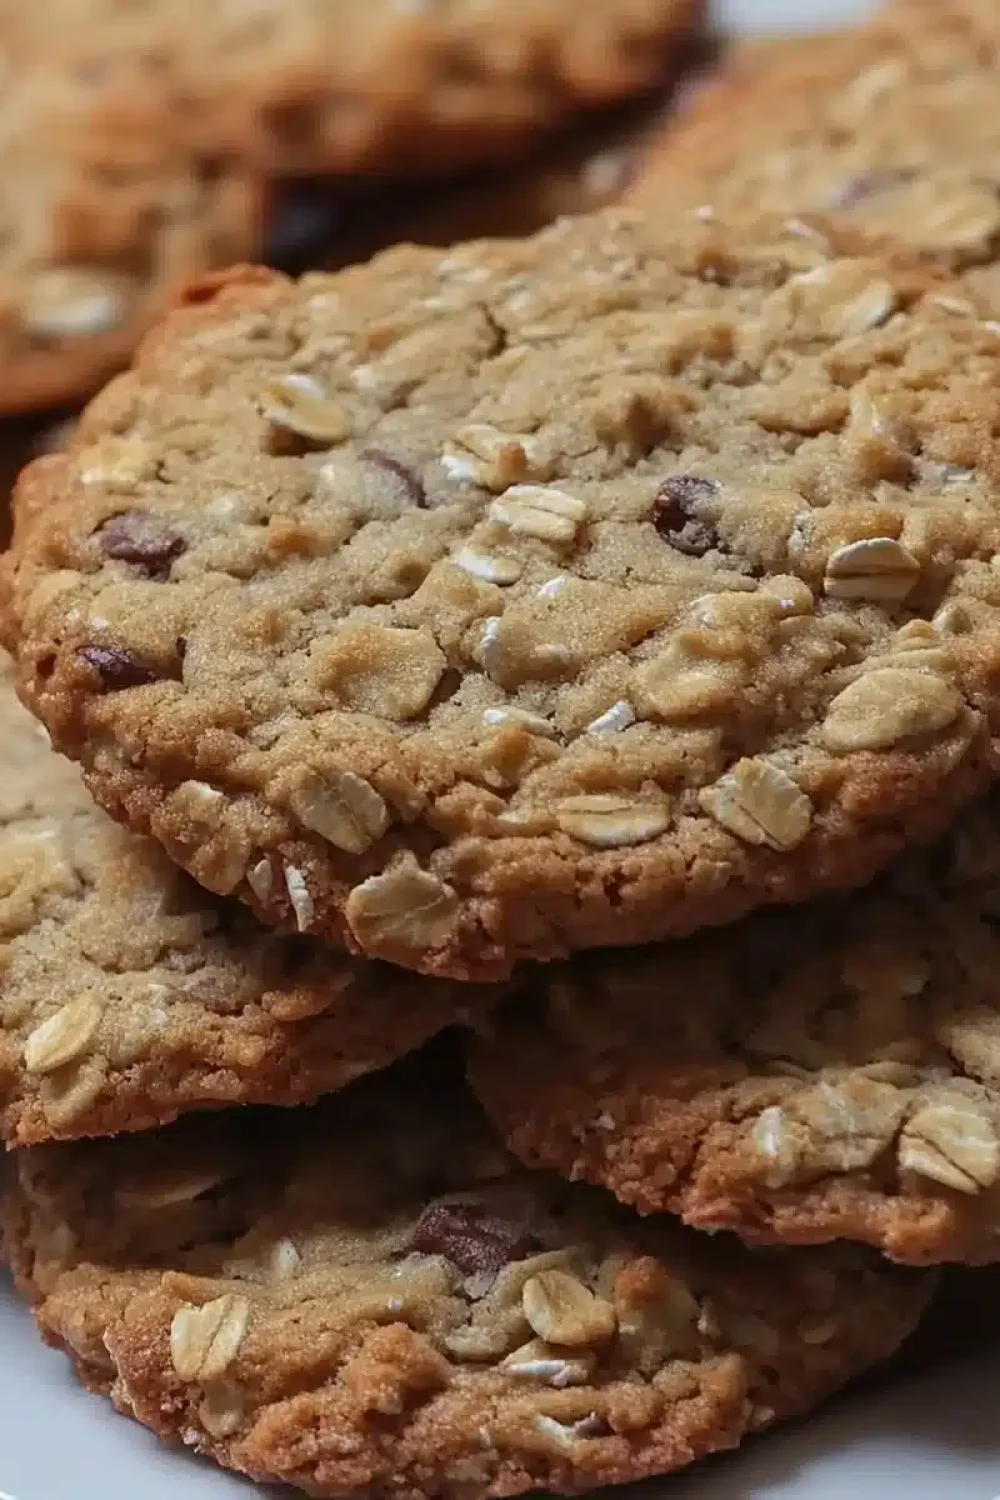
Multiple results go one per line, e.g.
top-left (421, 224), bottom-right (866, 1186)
top-left (652, 475), bottom-right (720, 556)
top-left (96, 511), bottom-right (186, 577)
top-left (361, 449), bottom-right (427, 507)
top-left (409, 1200), bottom-right (539, 1275)
top-left (77, 644), bottom-right (159, 691)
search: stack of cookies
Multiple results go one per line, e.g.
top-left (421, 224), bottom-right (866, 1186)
top-left (6, 0), bottom-right (1000, 1495)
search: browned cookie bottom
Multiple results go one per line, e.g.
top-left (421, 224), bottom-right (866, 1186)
top-left (3, 1053), bottom-right (931, 1499)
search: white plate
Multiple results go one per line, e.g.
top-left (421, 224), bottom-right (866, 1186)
top-left (6, 2), bottom-right (1000, 1498)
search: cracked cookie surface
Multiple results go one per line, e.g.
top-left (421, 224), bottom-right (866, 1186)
top-left (7, 211), bottom-right (1000, 979)
top-left (0, 653), bottom-right (488, 1146)
top-left (0, 61), bottom-right (263, 415)
top-left (1, 0), bottom-right (702, 179)
top-left (1, 1053), bottom-right (931, 1500)
top-left (468, 791), bottom-right (1000, 1266)
top-left (629, 22), bottom-right (1000, 287)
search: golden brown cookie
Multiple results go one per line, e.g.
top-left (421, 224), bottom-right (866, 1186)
top-left (2, 1054), bottom-right (932, 1499)
top-left (0, 653), bottom-right (491, 1146)
top-left (6, 211), bottom-right (1000, 980)
top-left (4, 0), bottom-right (704, 179)
top-left (0, 65), bottom-right (264, 416)
top-left (468, 790), bottom-right (1000, 1267)
top-left (628, 22), bottom-right (1000, 275)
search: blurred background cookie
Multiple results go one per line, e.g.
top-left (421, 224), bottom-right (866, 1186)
top-left (270, 91), bottom-right (676, 273)
top-left (628, 18), bottom-right (1000, 280)
top-left (3, 0), bottom-right (706, 178)
top-left (0, 66), bottom-right (264, 416)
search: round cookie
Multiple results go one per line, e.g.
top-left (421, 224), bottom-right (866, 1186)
top-left (0, 653), bottom-right (490, 1146)
top-left (0, 64), bottom-right (265, 417)
top-left (467, 790), bottom-right (1000, 1267)
top-left (3, 0), bottom-right (704, 180)
top-left (7, 212), bottom-right (1000, 979)
top-left (628, 23), bottom-right (1000, 276)
top-left (2, 1055), bottom-right (932, 1499)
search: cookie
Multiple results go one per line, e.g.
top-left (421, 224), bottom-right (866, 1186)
top-left (7, 211), bottom-right (1000, 981)
top-left (5, 0), bottom-right (703, 180)
top-left (467, 790), bottom-right (1000, 1267)
top-left (1, 1053), bottom-right (931, 1499)
top-left (0, 653), bottom-right (490, 1146)
top-left (0, 62), bottom-right (265, 417)
top-left (628, 23), bottom-right (1000, 275)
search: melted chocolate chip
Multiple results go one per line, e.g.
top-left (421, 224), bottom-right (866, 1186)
top-left (361, 448), bottom-right (427, 507)
top-left (409, 1201), bottom-right (539, 1275)
top-left (77, 644), bottom-right (159, 691)
top-left (652, 475), bottom-right (721, 556)
top-left (95, 510), bottom-right (186, 577)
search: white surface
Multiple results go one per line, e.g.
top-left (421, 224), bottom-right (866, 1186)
top-left (7, 1), bottom-right (1000, 1498)
top-left (715, 0), bottom-right (873, 28)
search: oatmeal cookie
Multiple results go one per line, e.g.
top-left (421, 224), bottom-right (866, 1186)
top-left (2, 0), bottom-right (703, 180)
top-left (2, 1056), bottom-right (931, 1499)
top-left (629, 23), bottom-right (1000, 276)
top-left (0, 65), bottom-right (264, 416)
top-left (468, 791), bottom-right (1000, 1266)
top-left (0, 654), bottom-right (489, 1146)
top-left (6, 211), bottom-right (1000, 980)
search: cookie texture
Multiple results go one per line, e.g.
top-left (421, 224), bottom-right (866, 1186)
top-left (3, 0), bottom-right (702, 179)
top-left (629, 23), bottom-right (1000, 278)
top-left (0, 654), bottom-right (489, 1146)
top-left (7, 211), bottom-right (1000, 979)
top-left (0, 65), bottom-right (264, 416)
top-left (2, 1055), bottom-right (931, 1499)
top-left (468, 790), bottom-right (1000, 1266)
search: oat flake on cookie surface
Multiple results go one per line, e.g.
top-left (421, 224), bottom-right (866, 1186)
top-left (468, 789), bottom-right (1000, 1267)
top-left (7, 210), bottom-right (1000, 979)
top-left (0, 652), bottom-right (489, 1146)
top-left (1, 1049), bottom-right (931, 1500)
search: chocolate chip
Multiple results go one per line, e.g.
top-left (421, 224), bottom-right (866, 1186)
top-left (361, 449), bottom-right (427, 507)
top-left (409, 1201), bottom-right (540, 1275)
top-left (652, 475), bottom-right (721, 557)
top-left (95, 510), bottom-right (186, 577)
top-left (77, 644), bottom-right (159, 691)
